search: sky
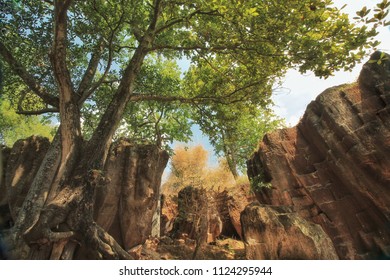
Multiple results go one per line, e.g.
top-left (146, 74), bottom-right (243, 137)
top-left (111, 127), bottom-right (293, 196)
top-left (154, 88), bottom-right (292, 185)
top-left (172, 0), bottom-right (390, 168)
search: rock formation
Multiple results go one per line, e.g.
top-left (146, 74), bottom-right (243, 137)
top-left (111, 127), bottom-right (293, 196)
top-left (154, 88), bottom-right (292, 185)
top-left (247, 51), bottom-right (390, 259)
top-left (241, 202), bottom-right (338, 259)
top-left (171, 186), bottom-right (210, 244)
top-left (0, 137), bottom-right (168, 258)
top-left (93, 139), bottom-right (169, 252)
top-left (166, 183), bottom-right (255, 245)
top-left (4, 136), bottom-right (51, 221)
top-left (214, 184), bottom-right (256, 239)
top-left (0, 145), bottom-right (11, 229)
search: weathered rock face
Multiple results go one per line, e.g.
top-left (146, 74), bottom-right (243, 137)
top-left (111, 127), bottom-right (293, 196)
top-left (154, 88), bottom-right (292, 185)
top-left (165, 184), bottom-right (255, 243)
top-left (247, 52), bottom-right (390, 260)
top-left (241, 202), bottom-right (338, 260)
top-left (94, 139), bottom-right (169, 251)
top-left (0, 137), bottom-right (169, 257)
top-left (214, 184), bottom-right (256, 239)
top-left (160, 194), bottom-right (178, 236)
top-left (0, 146), bottom-right (11, 229)
top-left (3, 137), bottom-right (50, 221)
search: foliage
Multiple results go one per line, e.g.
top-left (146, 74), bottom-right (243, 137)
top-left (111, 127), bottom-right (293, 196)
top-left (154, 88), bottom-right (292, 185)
top-left (1, 0), bottom-right (387, 160)
top-left (249, 172), bottom-right (272, 193)
top-left (192, 100), bottom-right (283, 176)
top-left (0, 99), bottom-right (54, 146)
top-left (80, 57), bottom-right (193, 152)
top-left (163, 145), bottom-right (236, 194)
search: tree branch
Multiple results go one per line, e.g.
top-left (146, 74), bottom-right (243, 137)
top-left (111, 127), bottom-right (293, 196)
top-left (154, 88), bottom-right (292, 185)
top-left (155, 9), bottom-right (219, 34)
top-left (16, 108), bottom-right (59, 115)
top-left (149, 0), bottom-right (163, 32)
top-left (130, 93), bottom-right (225, 104)
top-left (51, 0), bottom-right (75, 102)
top-left (76, 38), bottom-right (105, 101)
top-left (86, 0), bottom-right (164, 166)
top-left (0, 42), bottom-right (59, 108)
top-left (52, 0), bottom-right (82, 163)
top-left (78, 10), bottom-right (127, 106)
top-left (150, 44), bottom-right (285, 57)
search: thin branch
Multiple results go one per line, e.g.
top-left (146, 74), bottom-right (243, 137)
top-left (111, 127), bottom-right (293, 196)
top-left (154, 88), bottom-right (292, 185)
top-left (16, 108), bottom-right (59, 115)
top-left (150, 44), bottom-right (285, 57)
top-left (131, 79), bottom-right (266, 105)
top-left (130, 93), bottom-right (225, 104)
top-left (155, 9), bottom-right (218, 34)
top-left (79, 11), bottom-right (127, 105)
top-left (43, 0), bottom-right (54, 5)
top-left (0, 42), bottom-right (59, 108)
top-left (77, 38), bottom-right (105, 100)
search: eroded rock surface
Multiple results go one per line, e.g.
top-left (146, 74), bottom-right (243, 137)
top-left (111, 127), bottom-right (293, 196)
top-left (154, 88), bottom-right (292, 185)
top-left (247, 52), bottom-right (390, 259)
top-left (4, 136), bottom-right (50, 220)
top-left (165, 184), bottom-right (255, 244)
top-left (94, 139), bottom-right (169, 251)
top-left (241, 202), bottom-right (338, 259)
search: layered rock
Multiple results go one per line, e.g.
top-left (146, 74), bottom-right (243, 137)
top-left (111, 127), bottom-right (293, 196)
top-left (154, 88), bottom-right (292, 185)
top-left (0, 145), bottom-right (11, 229)
top-left (3, 136), bottom-right (50, 221)
top-left (247, 52), bottom-right (390, 259)
top-left (241, 202), bottom-right (338, 259)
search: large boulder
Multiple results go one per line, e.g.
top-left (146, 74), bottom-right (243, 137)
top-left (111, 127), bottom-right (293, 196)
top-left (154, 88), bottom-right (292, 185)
top-left (94, 139), bottom-right (169, 250)
top-left (247, 52), bottom-right (390, 259)
top-left (241, 202), bottom-right (338, 260)
top-left (167, 184), bottom-right (255, 243)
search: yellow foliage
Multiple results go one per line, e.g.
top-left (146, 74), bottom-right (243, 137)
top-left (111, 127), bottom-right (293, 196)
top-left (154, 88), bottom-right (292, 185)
top-left (162, 145), bottom-right (239, 195)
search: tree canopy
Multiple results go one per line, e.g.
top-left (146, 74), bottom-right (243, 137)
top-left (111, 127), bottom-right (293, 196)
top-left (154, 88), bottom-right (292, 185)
top-left (162, 144), bottom-right (237, 194)
top-left (0, 0), bottom-right (388, 171)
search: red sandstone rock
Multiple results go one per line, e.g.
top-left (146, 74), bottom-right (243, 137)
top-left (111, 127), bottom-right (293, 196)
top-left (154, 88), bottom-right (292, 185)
top-left (241, 202), bottom-right (338, 259)
top-left (247, 52), bottom-right (390, 259)
top-left (94, 139), bottom-right (169, 250)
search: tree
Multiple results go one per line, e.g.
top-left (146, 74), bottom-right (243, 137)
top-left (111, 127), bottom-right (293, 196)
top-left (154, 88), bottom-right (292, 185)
top-left (192, 100), bottom-right (282, 178)
top-left (164, 145), bottom-right (209, 191)
top-left (0, 99), bottom-right (54, 146)
top-left (0, 0), bottom-right (388, 259)
top-left (162, 145), bottom-right (236, 194)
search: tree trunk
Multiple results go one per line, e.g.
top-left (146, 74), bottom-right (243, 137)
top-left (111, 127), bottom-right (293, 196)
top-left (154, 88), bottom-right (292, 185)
top-left (0, 0), bottom-right (165, 260)
top-left (0, 136), bottom-right (168, 259)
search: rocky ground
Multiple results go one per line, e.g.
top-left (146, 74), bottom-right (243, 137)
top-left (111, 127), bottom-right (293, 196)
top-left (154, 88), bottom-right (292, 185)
top-left (131, 236), bottom-right (246, 260)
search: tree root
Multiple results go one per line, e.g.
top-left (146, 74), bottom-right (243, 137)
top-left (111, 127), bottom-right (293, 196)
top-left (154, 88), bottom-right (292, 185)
top-left (20, 169), bottom-right (133, 259)
top-left (84, 223), bottom-right (133, 260)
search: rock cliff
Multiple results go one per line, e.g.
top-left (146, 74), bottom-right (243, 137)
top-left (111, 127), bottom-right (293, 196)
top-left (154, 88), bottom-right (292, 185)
top-left (247, 52), bottom-right (390, 259)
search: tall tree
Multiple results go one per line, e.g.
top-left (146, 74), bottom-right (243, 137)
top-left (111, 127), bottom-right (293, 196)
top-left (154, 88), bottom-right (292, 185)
top-left (0, 0), bottom-right (388, 259)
